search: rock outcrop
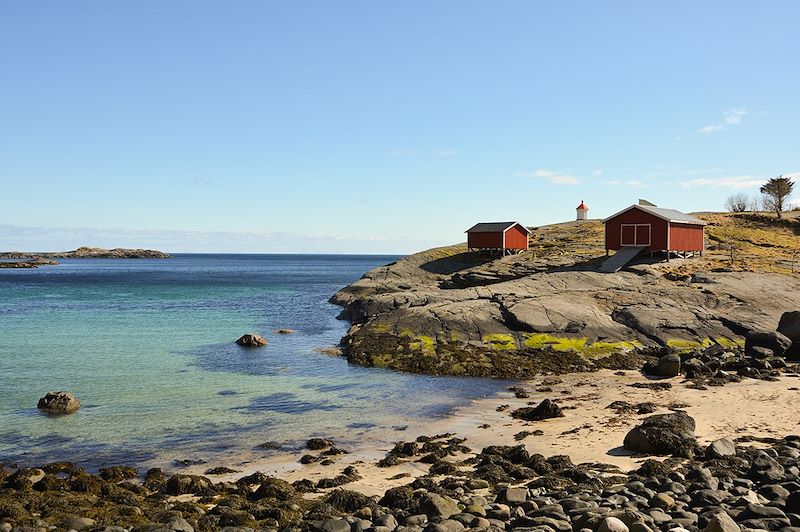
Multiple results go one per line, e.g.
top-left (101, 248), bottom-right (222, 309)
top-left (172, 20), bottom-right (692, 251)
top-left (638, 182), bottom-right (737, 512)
top-left (37, 391), bottom-right (81, 414)
top-left (330, 224), bottom-right (800, 378)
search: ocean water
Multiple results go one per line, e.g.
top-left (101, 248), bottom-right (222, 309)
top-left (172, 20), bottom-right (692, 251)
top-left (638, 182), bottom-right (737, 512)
top-left (0, 255), bottom-right (508, 471)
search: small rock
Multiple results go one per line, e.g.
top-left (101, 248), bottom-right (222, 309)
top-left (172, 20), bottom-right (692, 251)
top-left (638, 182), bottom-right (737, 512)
top-left (706, 437), bottom-right (736, 459)
top-left (235, 334), bottom-right (267, 347)
top-left (703, 512), bottom-right (740, 532)
top-left (419, 493), bottom-right (461, 518)
top-left (510, 399), bottom-right (565, 421)
top-left (598, 517), bottom-right (629, 532)
top-left (61, 517), bottom-right (96, 531)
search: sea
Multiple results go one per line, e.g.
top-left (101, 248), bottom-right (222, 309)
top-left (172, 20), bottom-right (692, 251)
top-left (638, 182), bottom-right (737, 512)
top-left (0, 254), bottom-right (508, 471)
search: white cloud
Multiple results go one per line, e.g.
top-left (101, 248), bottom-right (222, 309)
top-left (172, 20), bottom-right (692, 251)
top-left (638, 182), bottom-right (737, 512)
top-left (724, 108), bottom-right (747, 125)
top-left (592, 169), bottom-right (604, 176)
top-left (517, 169), bottom-right (580, 185)
top-left (698, 107), bottom-right (748, 134)
top-left (626, 180), bottom-right (645, 188)
top-left (678, 175), bottom-right (764, 189)
top-left (435, 149), bottom-right (457, 157)
top-left (698, 124), bottom-right (725, 134)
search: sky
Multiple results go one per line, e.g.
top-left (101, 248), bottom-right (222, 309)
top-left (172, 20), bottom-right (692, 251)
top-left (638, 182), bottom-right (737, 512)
top-left (1, 1), bottom-right (798, 254)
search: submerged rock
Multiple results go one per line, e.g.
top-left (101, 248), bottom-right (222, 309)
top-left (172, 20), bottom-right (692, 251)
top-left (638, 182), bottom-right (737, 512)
top-left (235, 334), bottom-right (268, 347)
top-left (37, 391), bottom-right (80, 414)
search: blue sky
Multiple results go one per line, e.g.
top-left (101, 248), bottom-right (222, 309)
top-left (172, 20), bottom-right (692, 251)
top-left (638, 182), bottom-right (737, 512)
top-left (1, 1), bottom-right (798, 253)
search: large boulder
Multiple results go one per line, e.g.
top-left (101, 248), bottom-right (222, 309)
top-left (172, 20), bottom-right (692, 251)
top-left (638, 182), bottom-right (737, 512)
top-left (745, 330), bottom-right (791, 357)
top-left (37, 391), bottom-right (80, 414)
top-left (510, 399), bottom-right (564, 421)
top-left (623, 412), bottom-right (698, 458)
top-left (235, 333), bottom-right (268, 347)
top-left (778, 311), bottom-right (800, 341)
top-left (778, 311), bottom-right (800, 358)
top-left (656, 354), bottom-right (681, 377)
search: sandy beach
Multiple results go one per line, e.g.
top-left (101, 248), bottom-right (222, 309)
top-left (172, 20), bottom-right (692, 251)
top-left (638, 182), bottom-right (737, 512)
top-left (187, 369), bottom-right (800, 497)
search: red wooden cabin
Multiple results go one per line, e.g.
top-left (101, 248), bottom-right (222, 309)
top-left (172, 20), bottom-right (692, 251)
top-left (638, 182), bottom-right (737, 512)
top-left (603, 204), bottom-right (706, 255)
top-left (466, 222), bottom-right (530, 255)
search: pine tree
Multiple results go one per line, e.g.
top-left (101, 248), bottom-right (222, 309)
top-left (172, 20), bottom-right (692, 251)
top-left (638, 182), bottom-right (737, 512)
top-left (760, 176), bottom-right (794, 218)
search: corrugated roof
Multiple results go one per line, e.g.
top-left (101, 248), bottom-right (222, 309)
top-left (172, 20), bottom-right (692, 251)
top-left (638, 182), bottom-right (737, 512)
top-left (603, 205), bottom-right (707, 225)
top-left (465, 221), bottom-right (530, 233)
top-left (636, 205), bottom-right (707, 225)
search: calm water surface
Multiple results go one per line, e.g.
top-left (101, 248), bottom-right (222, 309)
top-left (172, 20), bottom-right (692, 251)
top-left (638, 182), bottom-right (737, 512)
top-left (0, 255), bottom-right (507, 470)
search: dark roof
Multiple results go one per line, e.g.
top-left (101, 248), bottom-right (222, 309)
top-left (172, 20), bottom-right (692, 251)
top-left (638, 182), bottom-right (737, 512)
top-left (603, 205), bottom-right (707, 226)
top-left (465, 221), bottom-right (531, 234)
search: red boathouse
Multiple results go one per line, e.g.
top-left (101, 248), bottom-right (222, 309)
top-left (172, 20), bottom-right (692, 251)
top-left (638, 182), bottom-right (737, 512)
top-left (603, 204), bottom-right (706, 255)
top-left (466, 222), bottom-right (530, 255)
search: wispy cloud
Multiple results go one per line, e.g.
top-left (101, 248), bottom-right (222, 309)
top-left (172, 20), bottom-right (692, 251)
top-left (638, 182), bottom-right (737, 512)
top-left (724, 108), bottom-right (747, 125)
top-left (517, 169), bottom-right (580, 186)
top-left (698, 124), bottom-right (724, 134)
top-left (678, 175), bottom-right (764, 189)
top-left (626, 180), bottom-right (645, 188)
top-left (435, 149), bottom-right (457, 157)
top-left (698, 107), bottom-right (748, 134)
top-left (603, 180), bottom-right (621, 186)
top-left (602, 179), bottom-right (645, 188)
top-left (0, 225), bottom-right (437, 254)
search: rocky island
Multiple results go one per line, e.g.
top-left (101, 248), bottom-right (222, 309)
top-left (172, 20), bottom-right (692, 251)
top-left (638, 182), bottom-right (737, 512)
top-left (0, 247), bottom-right (170, 268)
top-left (0, 246), bottom-right (171, 260)
top-left (331, 213), bottom-right (800, 378)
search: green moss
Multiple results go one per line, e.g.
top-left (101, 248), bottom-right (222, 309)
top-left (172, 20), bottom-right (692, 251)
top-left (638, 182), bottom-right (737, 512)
top-left (482, 333), bottom-right (517, 350)
top-left (582, 340), bottom-right (643, 357)
top-left (714, 336), bottom-right (744, 348)
top-left (667, 338), bottom-right (715, 352)
top-left (408, 335), bottom-right (436, 354)
top-left (369, 322), bottom-right (392, 334)
top-left (523, 333), bottom-right (587, 352)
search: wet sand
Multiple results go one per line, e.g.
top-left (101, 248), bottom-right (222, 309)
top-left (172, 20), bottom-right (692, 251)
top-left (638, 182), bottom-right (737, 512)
top-left (187, 369), bottom-right (800, 497)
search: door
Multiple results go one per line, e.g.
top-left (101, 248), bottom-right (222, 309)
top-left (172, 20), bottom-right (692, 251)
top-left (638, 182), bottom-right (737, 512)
top-left (621, 224), bottom-right (651, 246)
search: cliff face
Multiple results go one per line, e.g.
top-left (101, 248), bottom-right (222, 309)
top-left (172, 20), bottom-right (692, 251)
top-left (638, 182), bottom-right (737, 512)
top-left (331, 217), bottom-right (800, 378)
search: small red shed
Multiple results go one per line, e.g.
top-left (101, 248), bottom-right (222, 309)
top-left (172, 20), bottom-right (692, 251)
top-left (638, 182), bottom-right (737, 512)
top-left (603, 204), bottom-right (706, 255)
top-left (466, 222), bottom-right (530, 255)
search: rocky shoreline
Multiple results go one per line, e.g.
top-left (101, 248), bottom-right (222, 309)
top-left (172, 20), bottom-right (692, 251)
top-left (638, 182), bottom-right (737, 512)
top-left (4, 359), bottom-right (800, 531)
top-left (329, 220), bottom-right (800, 379)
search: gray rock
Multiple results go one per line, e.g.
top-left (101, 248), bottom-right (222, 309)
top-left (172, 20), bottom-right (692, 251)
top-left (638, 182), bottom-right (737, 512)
top-left (598, 517), bottom-right (629, 532)
top-left (706, 437), bottom-right (736, 459)
top-left (37, 391), bottom-right (80, 414)
top-left (61, 517), bottom-right (96, 531)
top-left (424, 519), bottom-right (464, 532)
top-left (778, 311), bottom-right (800, 342)
top-left (497, 487), bottom-right (528, 504)
top-left (375, 514), bottom-right (398, 530)
top-left (311, 519), bottom-right (351, 532)
top-left (165, 517), bottom-right (194, 532)
top-left (703, 512), bottom-right (740, 532)
top-left (745, 330), bottom-right (791, 357)
top-left (419, 494), bottom-right (461, 519)
top-left (404, 515), bottom-right (428, 526)
top-left (749, 451), bottom-right (785, 482)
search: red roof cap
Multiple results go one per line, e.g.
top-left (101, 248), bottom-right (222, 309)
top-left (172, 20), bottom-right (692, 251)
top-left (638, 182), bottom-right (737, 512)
top-left (576, 200), bottom-right (588, 210)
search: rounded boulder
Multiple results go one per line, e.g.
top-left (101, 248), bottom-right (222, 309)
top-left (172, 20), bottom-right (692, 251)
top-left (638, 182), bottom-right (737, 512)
top-left (37, 391), bottom-right (80, 414)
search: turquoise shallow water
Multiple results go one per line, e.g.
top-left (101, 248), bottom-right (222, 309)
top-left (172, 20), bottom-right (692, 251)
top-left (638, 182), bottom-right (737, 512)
top-left (0, 255), bottom-right (508, 470)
